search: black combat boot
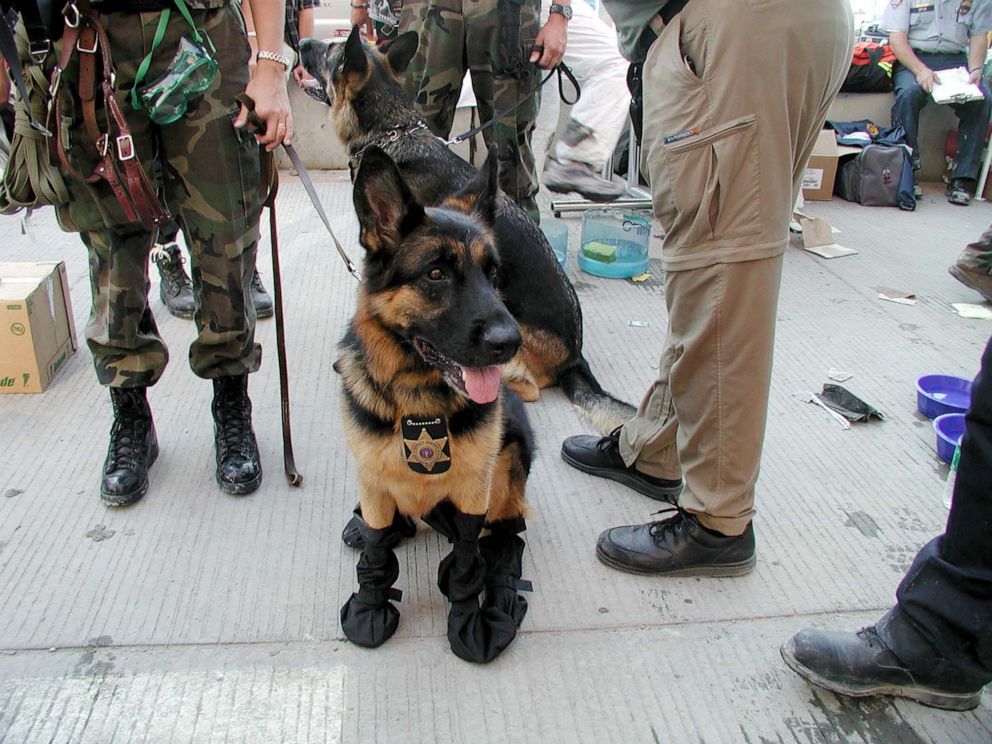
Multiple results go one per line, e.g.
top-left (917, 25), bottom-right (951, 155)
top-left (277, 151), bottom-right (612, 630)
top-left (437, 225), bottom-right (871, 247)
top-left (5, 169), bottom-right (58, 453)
top-left (102, 386), bottom-right (158, 506)
top-left (151, 242), bottom-right (195, 319)
top-left (250, 270), bottom-right (274, 319)
top-left (211, 374), bottom-right (262, 495)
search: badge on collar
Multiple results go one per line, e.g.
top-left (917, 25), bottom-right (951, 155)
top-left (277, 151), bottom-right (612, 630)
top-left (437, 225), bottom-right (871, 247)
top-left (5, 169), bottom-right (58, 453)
top-left (960, 0), bottom-right (973, 15)
top-left (402, 415), bottom-right (451, 474)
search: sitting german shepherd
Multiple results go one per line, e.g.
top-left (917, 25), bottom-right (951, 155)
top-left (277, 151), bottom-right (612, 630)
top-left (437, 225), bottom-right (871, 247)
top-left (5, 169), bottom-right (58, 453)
top-left (338, 144), bottom-right (533, 663)
top-left (299, 28), bottom-right (633, 430)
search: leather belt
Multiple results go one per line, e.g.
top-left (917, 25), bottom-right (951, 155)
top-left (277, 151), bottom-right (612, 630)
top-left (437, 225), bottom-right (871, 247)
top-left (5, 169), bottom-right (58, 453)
top-left (51, 0), bottom-right (168, 230)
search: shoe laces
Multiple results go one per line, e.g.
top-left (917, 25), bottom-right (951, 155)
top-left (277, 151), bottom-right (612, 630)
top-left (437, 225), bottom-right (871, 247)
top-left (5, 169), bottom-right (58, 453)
top-left (108, 393), bottom-right (149, 471)
top-left (250, 270), bottom-right (266, 293)
top-left (855, 625), bottom-right (885, 651)
top-left (646, 504), bottom-right (690, 543)
top-left (595, 425), bottom-right (624, 453)
top-left (152, 243), bottom-right (192, 294)
top-left (214, 386), bottom-right (255, 458)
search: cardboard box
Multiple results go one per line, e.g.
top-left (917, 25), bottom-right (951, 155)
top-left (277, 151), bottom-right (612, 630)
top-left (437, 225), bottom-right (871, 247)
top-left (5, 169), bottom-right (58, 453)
top-left (802, 129), bottom-right (860, 200)
top-left (0, 262), bottom-right (77, 393)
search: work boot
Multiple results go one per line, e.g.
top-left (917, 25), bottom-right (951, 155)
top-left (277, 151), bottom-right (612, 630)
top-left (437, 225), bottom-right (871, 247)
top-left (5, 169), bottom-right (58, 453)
top-left (947, 177), bottom-right (975, 206)
top-left (949, 249), bottom-right (992, 302)
top-left (596, 506), bottom-right (756, 576)
top-left (102, 386), bottom-right (158, 506)
top-left (211, 374), bottom-right (262, 495)
top-left (561, 426), bottom-right (683, 502)
top-left (250, 270), bottom-right (274, 319)
top-left (781, 625), bottom-right (984, 711)
top-left (544, 157), bottom-right (625, 202)
top-left (151, 242), bottom-right (195, 319)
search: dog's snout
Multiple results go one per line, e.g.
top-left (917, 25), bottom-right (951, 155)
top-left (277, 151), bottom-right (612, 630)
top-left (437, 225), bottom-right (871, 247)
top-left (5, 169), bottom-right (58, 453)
top-left (482, 318), bottom-right (521, 363)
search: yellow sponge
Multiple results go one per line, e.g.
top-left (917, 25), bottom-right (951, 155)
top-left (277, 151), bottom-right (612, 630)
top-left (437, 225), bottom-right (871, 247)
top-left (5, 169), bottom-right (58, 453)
top-left (581, 241), bottom-right (617, 263)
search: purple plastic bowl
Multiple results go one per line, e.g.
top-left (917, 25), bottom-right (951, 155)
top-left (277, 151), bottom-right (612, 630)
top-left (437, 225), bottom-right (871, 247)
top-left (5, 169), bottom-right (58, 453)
top-left (916, 374), bottom-right (972, 419)
top-left (933, 413), bottom-right (966, 463)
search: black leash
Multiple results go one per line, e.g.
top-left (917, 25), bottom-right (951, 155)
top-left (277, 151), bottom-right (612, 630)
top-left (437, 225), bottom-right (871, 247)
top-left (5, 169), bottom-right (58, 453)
top-left (444, 62), bottom-right (580, 146)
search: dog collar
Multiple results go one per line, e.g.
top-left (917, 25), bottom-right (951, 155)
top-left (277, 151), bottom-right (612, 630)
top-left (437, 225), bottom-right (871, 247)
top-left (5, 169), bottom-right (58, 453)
top-left (348, 121), bottom-right (430, 177)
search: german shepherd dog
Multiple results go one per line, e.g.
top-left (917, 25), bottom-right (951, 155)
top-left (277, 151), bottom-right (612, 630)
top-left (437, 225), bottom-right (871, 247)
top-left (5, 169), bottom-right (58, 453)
top-left (337, 143), bottom-right (533, 663)
top-left (299, 28), bottom-right (634, 431)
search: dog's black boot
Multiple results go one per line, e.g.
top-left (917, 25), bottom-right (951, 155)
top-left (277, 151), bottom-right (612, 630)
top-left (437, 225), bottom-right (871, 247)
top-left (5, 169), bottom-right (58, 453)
top-left (340, 515), bottom-right (402, 648)
top-left (479, 517), bottom-right (531, 627)
top-left (342, 503), bottom-right (418, 549)
top-left (426, 501), bottom-right (518, 664)
top-left (212, 374), bottom-right (262, 495)
top-left (102, 386), bottom-right (158, 507)
top-left (151, 242), bottom-right (195, 319)
top-left (250, 270), bottom-right (274, 319)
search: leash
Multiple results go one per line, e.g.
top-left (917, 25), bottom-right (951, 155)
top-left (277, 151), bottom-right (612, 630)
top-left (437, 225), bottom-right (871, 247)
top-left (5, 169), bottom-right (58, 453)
top-left (444, 62), bottom-right (580, 146)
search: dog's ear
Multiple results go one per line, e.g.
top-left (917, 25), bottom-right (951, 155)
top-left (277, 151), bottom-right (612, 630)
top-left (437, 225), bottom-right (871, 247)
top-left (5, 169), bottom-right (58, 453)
top-left (382, 32), bottom-right (419, 75)
top-left (454, 146), bottom-right (499, 227)
top-left (343, 25), bottom-right (369, 77)
top-left (353, 146), bottom-right (425, 254)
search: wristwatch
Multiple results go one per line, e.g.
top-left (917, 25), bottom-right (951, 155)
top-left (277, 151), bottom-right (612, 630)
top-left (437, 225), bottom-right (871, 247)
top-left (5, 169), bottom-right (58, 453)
top-left (256, 50), bottom-right (292, 69)
top-left (549, 3), bottom-right (572, 20)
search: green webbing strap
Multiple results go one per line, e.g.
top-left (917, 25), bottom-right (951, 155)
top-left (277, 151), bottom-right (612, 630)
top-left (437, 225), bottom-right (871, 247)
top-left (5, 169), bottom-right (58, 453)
top-left (130, 0), bottom-right (208, 111)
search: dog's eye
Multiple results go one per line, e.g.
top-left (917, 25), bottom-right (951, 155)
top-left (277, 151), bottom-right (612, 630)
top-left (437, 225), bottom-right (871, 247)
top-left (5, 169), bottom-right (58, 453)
top-left (488, 265), bottom-right (499, 283)
top-left (427, 267), bottom-right (446, 282)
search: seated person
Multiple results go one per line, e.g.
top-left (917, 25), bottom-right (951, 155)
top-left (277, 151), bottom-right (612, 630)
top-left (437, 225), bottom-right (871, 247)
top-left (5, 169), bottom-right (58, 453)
top-left (882, 0), bottom-right (992, 205)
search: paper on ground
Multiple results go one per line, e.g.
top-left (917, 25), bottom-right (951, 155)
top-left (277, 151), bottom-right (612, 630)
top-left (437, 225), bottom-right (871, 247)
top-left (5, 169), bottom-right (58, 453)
top-left (952, 302), bottom-right (992, 319)
top-left (799, 217), bottom-right (857, 258)
top-left (876, 287), bottom-right (917, 305)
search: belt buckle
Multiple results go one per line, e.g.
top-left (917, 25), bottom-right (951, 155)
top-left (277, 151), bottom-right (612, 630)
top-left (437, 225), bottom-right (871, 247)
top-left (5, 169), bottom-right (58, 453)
top-left (29, 39), bottom-right (51, 62)
top-left (77, 32), bottom-right (98, 54)
top-left (116, 134), bottom-right (135, 161)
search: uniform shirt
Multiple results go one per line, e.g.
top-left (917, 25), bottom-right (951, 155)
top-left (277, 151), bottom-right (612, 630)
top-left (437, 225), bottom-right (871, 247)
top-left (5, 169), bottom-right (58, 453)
top-left (880, 0), bottom-right (992, 54)
top-left (601, 0), bottom-right (671, 61)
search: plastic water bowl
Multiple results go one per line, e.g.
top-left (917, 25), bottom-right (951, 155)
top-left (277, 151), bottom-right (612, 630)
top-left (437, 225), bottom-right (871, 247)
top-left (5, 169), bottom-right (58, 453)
top-left (933, 413), bottom-right (966, 463)
top-left (578, 208), bottom-right (651, 279)
top-left (915, 374), bottom-right (972, 419)
top-left (541, 219), bottom-right (568, 269)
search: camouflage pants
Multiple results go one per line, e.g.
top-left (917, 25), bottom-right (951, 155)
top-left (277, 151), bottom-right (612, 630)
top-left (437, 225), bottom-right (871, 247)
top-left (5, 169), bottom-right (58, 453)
top-left (399, 0), bottom-right (542, 221)
top-left (55, 6), bottom-right (263, 387)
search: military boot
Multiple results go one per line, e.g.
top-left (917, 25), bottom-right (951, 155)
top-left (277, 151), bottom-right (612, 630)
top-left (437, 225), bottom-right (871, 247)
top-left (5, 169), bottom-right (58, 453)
top-left (151, 242), bottom-right (195, 319)
top-left (102, 386), bottom-right (158, 506)
top-left (250, 270), bottom-right (274, 319)
top-left (211, 374), bottom-right (262, 495)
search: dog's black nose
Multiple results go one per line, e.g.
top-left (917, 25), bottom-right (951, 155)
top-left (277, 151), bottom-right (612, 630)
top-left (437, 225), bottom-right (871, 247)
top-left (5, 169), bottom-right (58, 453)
top-left (482, 320), bottom-right (521, 362)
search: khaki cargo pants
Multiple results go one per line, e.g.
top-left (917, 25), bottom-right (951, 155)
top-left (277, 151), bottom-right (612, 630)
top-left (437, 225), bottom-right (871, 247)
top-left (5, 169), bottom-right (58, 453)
top-left (618, 0), bottom-right (853, 535)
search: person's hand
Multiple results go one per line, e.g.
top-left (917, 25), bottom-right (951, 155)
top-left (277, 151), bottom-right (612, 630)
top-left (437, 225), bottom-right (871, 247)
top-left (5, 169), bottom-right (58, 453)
top-left (0, 64), bottom-right (11, 106)
top-left (530, 14), bottom-right (567, 70)
top-left (916, 66), bottom-right (939, 93)
top-left (292, 63), bottom-right (315, 88)
top-left (350, 5), bottom-right (373, 40)
top-left (235, 61), bottom-right (293, 151)
top-left (970, 67), bottom-right (983, 86)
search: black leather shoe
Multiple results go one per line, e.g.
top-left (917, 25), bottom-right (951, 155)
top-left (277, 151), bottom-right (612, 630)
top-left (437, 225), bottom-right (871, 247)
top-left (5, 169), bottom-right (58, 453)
top-left (561, 427), bottom-right (682, 502)
top-left (152, 242), bottom-right (195, 319)
top-left (102, 386), bottom-right (158, 506)
top-left (212, 374), bottom-right (262, 495)
top-left (781, 626), bottom-right (983, 711)
top-left (596, 507), bottom-right (755, 576)
top-left (250, 270), bottom-right (274, 319)
top-left (947, 177), bottom-right (975, 206)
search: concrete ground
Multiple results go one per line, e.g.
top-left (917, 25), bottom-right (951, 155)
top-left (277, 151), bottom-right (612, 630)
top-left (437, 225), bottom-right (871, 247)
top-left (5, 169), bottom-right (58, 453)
top-left (2, 103), bottom-right (992, 740)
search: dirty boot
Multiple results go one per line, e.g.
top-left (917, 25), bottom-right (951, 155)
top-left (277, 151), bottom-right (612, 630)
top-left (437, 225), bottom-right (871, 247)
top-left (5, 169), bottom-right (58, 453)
top-left (425, 501), bottom-right (518, 663)
top-left (102, 386), bottom-right (158, 506)
top-left (340, 514), bottom-right (402, 648)
top-left (211, 374), bottom-right (262, 495)
top-left (151, 242), bottom-right (195, 319)
top-left (250, 270), bottom-right (274, 319)
top-left (544, 157), bottom-right (625, 202)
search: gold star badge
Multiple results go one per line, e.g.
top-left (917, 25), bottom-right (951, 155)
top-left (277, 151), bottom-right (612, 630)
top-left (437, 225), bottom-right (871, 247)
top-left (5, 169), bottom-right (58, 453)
top-left (404, 428), bottom-right (451, 472)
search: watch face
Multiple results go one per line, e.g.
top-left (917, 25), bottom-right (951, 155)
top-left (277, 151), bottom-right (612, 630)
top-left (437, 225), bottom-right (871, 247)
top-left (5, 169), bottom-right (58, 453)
top-left (552, 3), bottom-right (572, 18)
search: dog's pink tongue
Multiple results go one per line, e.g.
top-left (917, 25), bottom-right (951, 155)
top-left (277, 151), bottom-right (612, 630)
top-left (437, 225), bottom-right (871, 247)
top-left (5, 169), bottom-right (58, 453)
top-left (462, 366), bottom-right (502, 404)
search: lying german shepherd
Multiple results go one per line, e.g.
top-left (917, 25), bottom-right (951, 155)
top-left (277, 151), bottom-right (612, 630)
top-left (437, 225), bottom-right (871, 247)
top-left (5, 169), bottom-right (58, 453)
top-left (337, 144), bottom-right (533, 663)
top-left (299, 28), bottom-right (634, 431)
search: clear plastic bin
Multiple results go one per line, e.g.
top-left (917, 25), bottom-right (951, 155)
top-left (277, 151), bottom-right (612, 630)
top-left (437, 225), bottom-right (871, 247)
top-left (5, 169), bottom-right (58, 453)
top-left (541, 218), bottom-right (569, 269)
top-left (578, 208), bottom-right (650, 279)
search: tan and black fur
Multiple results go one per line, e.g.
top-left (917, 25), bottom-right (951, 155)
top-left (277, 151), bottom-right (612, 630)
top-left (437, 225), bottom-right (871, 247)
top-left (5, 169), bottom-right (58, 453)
top-left (300, 28), bottom-right (635, 434)
top-left (336, 145), bottom-right (533, 662)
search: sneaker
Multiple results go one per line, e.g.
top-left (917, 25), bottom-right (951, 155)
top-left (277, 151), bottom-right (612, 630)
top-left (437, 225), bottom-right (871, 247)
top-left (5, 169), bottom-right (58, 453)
top-left (251, 270), bottom-right (274, 319)
top-left (947, 177), bottom-right (975, 206)
top-left (544, 158), bottom-right (625, 202)
top-left (781, 625), bottom-right (984, 711)
top-left (561, 427), bottom-right (683, 502)
top-left (151, 242), bottom-right (195, 319)
top-left (596, 506), bottom-right (756, 576)
top-left (949, 262), bottom-right (992, 302)
top-left (913, 182), bottom-right (923, 199)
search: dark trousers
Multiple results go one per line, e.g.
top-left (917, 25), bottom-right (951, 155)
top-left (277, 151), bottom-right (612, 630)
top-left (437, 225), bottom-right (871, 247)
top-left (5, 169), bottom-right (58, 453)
top-left (878, 334), bottom-right (992, 689)
top-left (892, 53), bottom-right (992, 181)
